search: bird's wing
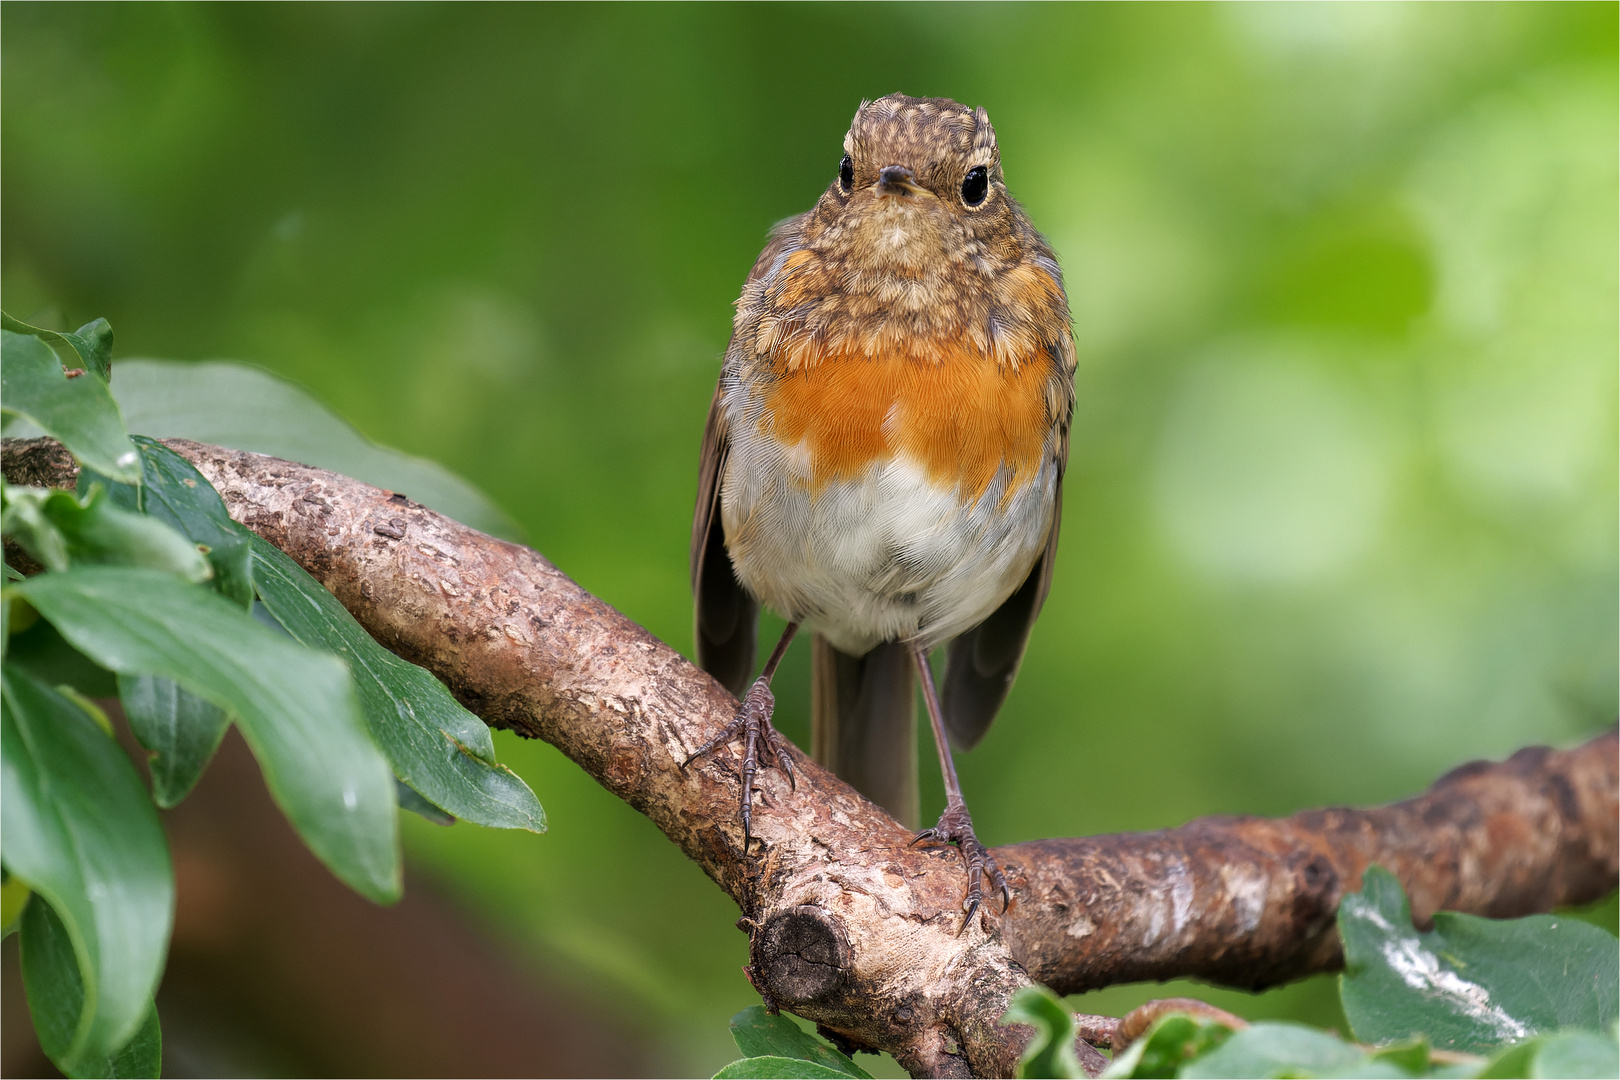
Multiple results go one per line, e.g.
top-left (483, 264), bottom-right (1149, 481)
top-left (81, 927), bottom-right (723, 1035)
top-left (941, 340), bottom-right (1074, 751)
top-left (691, 225), bottom-right (801, 696)
top-left (692, 379), bottom-right (758, 697)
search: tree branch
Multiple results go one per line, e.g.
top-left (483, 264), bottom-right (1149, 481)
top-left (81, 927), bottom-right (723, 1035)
top-left (6, 437), bottom-right (1615, 1078)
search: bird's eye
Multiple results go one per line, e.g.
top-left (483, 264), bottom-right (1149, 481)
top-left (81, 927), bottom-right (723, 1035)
top-left (961, 165), bottom-right (989, 207)
top-left (838, 155), bottom-right (854, 193)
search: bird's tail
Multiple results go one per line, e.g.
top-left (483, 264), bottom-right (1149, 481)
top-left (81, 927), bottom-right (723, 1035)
top-left (810, 634), bottom-right (918, 828)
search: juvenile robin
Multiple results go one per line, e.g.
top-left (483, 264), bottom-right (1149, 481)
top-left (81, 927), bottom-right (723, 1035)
top-left (688, 94), bottom-right (1074, 920)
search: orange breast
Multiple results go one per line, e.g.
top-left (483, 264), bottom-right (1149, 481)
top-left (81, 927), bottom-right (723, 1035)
top-left (758, 339), bottom-right (1054, 503)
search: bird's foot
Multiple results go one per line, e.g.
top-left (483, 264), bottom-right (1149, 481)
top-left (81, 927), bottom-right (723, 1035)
top-left (912, 801), bottom-right (1011, 931)
top-left (682, 677), bottom-right (795, 851)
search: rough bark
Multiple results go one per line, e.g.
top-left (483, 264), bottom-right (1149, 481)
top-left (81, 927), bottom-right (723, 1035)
top-left (5, 436), bottom-right (1617, 1078)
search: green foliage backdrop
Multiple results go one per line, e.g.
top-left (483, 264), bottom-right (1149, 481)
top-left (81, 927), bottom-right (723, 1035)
top-left (3, 4), bottom-right (1615, 1073)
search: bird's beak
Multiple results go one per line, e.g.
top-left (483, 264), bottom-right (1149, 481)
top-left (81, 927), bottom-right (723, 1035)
top-left (876, 164), bottom-right (929, 197)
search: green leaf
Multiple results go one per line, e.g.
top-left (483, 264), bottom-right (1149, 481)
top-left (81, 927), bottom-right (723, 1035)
top-left (98, 1004), bottom-right (162, 1079)
top-left (1340, 866), bottom-right (1619, 1053)
top-left (1, 313), bottom-right (114, 383)
top-left (1102, 1014), bottom-right (1236, 1079)
top-left (1367, 1036), bottom-right (1433, 1074)
top-left (1476, 1037), bottom-right (1543, 1079)
top-left (1177, 1023), bottom-right (1368, 1079)
top-left (111, 358), bottom-right (524, 540)
top-left (728, 1006), bottom-right (871, 1079)
top-left (396, 779), bottom-right (456, 826)
top-left (20, 898), bottom-right (84, 1066)
top-left (119, 673), bottom-right (231, 808)
top-left (21, 902), bottom-right (163, 1079)
top-left (2, 483), bottom-right (210, 581)
top-left (1528, 1030), bottom-right (1620, 1079)
top-left (19, 900), bottom-right (162, 1079)
top-left (0, 482), bottom-right (68, 571)
top-left (1, 871), bottom-right (32, 938)
top-left (80, 437), bottom-right (253, 607)
top-left (1, 666), bottom-right (172, 1072)
top-left (57, 687), bottom-right (114, 736)
top-left (714, 1057), bottom-right (855, 1079)
top-left (1478, 1030), bottom-right (1620, 1080)
top-left (3, 614), bottom-right (118, 697)
top-left (250, 536), bottom-right (545, 832)
top-left (11, 567), bottom-right (401, 903)
top-left (1, 589), bottom-right (32, 661)
top-left (1002, 985), bottom-right (1085, 1079)
top-left (0, 331), bottom-right (139, 483)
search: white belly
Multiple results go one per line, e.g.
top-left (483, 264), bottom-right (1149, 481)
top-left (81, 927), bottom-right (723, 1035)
top-left (720, 414), bottom-right (1057, 655)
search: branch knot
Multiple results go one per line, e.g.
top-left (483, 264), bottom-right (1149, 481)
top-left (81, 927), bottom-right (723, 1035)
top-left (753, 905), bottom-right (851, 1005)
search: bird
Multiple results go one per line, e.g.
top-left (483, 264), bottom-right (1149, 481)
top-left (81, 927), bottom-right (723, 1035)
top-left (687, 93), bottom-right (1074, 922)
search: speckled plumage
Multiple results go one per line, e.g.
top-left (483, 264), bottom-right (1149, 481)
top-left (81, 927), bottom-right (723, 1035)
top-left (690, 95), bottom-right (1074, 907)
top-left (700, 94), bottom-right (1073, 654)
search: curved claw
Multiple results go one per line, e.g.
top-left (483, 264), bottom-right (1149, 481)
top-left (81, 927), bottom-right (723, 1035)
top-left (683, 723), bottom-right (743, 771)
top-left (770, 736), bottom-right (797, 790)
top-left (914, 804), bottom-right (1011, 932)
top-left (687, 674), bottom-right (798, 853)
top-left (958, 896), bottom-right (982, 936)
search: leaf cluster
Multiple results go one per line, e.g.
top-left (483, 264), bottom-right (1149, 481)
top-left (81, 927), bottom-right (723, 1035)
top-left (1018, 868), bottom-right (1617, 1080)
top-left (0, 316), bottom-right (545, 1077)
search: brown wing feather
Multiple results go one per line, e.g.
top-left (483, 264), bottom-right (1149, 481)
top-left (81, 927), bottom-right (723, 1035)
top-left (691, 224), bottom-right (803, 696)
top-left (692, 383), bottom-right (758, 697)
top-left (940, 342), bottom-right (1072, 752)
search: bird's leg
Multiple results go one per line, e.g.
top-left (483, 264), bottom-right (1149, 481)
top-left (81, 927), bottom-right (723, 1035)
top-left (910, 643), bottom-right (1011, 930)
top-left (684, 621), bottom-right (799, 850)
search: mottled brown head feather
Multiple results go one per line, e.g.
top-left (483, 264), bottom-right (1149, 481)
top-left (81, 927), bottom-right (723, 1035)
top-left (731, 93), bottom-right (1075, 387)
top-left (842, 94), bottom-right (1001, 193)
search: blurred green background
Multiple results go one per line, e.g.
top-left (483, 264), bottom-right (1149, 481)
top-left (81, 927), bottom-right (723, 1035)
top-left (3, 3), bottom-right (1615, 1076)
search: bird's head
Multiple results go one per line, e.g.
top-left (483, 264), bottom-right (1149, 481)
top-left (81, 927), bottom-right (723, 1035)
top-left (742, 94), bottom-right (1069, 366)
top-left (804, 94), bottom-right (1030, 278)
